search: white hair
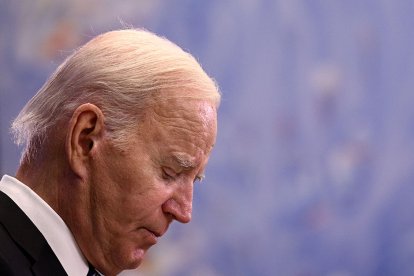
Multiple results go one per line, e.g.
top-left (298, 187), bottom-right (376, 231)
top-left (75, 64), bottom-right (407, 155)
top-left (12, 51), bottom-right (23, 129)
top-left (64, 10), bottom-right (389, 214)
top-left (11, 29), bottom-right (220, 163)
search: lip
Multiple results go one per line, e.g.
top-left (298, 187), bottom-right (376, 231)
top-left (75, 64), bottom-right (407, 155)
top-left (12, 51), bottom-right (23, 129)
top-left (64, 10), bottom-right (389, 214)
top-left (148, 227), bottom-right (167, 238)
top-left (147, 225), bottom-right (169, 238)
top-left (148, 229), bottom-right (161, 238)
top-left (148, 230), bottom-right (161, 238)
top-left (143, 228), bottom-right (161, 245)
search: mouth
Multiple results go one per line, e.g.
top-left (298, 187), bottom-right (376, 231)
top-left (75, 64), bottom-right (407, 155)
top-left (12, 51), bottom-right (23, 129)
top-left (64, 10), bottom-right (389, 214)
top-left (147, 227), bottom-right (167, 238)
top-left (148, 229), bottom-right (161, 238)
top-left (142, 228), bottom-right (164, 245)
top-left (145, 225), bottom-right (170, 240)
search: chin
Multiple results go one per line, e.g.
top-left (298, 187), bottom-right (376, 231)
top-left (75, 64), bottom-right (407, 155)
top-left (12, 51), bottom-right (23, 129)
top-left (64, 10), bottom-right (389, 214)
top-left (111, 247), bottom-right (146, 274)
top-left (128, 248), bottom-right (146, 268)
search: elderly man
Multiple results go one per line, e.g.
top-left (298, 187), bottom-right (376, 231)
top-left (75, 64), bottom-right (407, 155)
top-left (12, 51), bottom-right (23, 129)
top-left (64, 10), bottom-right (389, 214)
top-left (0, 29), bottom-right (220, 275)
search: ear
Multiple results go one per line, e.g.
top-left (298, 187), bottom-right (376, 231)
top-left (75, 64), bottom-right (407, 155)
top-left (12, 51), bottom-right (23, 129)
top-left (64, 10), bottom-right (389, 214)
top-left (66, 103), bottom-right (105, 178)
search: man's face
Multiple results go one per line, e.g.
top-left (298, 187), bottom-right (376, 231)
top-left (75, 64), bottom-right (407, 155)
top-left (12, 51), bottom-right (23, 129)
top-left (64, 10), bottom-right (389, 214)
top-left (82, 98), bottom-right (217, 273)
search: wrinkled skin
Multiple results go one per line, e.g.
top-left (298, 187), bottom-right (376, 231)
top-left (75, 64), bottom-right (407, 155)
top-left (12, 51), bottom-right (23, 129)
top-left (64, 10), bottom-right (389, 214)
top-left (71, 98), bottom-right (217, 275)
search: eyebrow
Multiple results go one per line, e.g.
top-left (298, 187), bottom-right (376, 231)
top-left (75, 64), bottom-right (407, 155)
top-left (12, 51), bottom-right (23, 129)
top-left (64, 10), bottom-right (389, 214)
top-left (165, 152), bottom-right (206, 181)
top-left (171, 153), bottom-right (197, 169)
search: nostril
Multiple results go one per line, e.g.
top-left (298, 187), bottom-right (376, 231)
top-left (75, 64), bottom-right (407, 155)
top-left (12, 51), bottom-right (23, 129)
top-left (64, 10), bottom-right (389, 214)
top-left (161, 198), bottom-right (177, 215)
top-left (175, 201), bottom-right (192, 224)
top-left (162, 198), bottom-right (192, 223)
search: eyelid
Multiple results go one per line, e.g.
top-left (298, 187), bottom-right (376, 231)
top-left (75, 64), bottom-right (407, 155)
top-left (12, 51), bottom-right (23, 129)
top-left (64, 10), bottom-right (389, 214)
top-left (163, 166), bottom-right (205, 184)
top-left (162, 167), bottom-right (178, 178)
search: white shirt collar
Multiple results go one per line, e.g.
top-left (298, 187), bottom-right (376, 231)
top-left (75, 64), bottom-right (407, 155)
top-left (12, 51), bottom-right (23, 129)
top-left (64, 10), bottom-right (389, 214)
top-left (0, 175), bottom-right (89, 276)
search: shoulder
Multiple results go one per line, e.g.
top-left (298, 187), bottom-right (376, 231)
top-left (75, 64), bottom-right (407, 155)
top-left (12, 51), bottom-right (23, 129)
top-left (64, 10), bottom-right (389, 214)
top-left (0, 223), bottom-right (32, 275)
top-left (0, 257), bottom-right (14, 276)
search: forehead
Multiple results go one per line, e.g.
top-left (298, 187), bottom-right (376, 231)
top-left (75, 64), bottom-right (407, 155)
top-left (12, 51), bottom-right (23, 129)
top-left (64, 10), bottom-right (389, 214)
top-left (151, 97), bottom-right (217, 123)
top-left (139, 97), bottom-right (217, 155)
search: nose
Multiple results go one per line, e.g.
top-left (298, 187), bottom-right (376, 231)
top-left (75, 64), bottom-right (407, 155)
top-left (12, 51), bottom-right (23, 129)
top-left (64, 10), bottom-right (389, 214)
top-left (162, 181), bottom-right (193, 223)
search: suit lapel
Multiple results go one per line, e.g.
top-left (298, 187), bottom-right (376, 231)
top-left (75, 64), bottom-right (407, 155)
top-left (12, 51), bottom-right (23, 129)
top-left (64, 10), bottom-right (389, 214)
top-left (0, 191), bottom-right (67, 275)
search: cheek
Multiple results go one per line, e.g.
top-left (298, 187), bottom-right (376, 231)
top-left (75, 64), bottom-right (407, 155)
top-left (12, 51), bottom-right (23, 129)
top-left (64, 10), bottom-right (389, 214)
top-left (113, 185), bottom-right (171, 223)
top-left (94, 153), bottom-right (173, 222)
top-left (126, 188), bottom-right (170, 213)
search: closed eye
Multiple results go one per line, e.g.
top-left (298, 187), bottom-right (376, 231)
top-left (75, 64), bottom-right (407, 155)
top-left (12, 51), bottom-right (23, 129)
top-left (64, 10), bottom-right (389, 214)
top-left (162, 167), bottom-right (177, 180)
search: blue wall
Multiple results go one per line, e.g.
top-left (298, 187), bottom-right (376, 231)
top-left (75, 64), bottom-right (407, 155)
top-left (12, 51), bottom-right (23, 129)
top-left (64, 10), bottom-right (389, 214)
top-left (1, 1), bottom-right (414, 275)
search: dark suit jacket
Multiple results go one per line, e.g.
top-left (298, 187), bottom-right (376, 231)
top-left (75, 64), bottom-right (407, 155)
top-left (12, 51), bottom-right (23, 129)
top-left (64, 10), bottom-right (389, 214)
top-left (0, 191), bottom-right (67, 275)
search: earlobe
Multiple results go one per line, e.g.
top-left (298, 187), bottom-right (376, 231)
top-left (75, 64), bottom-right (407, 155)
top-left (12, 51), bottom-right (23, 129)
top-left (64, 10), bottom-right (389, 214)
top-left (66, 103), bottom-right (105, 178)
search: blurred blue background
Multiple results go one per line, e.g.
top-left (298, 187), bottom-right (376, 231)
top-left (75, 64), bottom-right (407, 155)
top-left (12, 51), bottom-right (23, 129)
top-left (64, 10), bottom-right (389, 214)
top-left (1, 1), bottom-right (414, 275)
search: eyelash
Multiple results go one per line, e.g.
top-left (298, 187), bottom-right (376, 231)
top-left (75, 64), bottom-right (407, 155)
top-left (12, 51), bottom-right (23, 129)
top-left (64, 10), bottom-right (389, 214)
top-left (194, 175), bottom-right (205, 183)
top-left (162, 168), bottom-right (177, 180)
top-left (162, 167), bottom-right (204, 184)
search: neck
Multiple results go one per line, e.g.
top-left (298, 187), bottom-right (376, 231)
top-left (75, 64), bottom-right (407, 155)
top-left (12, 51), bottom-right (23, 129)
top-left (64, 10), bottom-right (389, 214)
top-left (16, 157), bottom-right (65, 213)
top-left (15, 150), bottom-right (115, 275)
